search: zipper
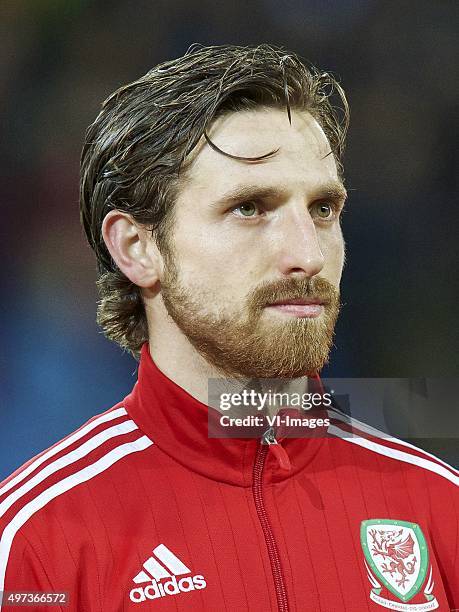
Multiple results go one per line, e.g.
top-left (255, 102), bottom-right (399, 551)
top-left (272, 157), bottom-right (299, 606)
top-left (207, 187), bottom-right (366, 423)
top-left (252, 427), bottom-right (289, 612)
top-left (263, 427), bottom-right (291, 471)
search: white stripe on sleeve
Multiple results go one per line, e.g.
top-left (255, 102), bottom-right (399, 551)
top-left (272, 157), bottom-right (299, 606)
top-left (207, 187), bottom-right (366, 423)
top-left (0, 435), bottom-right (154, 604)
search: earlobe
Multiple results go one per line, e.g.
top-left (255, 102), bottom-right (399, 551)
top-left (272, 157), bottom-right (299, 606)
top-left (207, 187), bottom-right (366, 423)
top-left (101, 210), bottom-right (161, 287)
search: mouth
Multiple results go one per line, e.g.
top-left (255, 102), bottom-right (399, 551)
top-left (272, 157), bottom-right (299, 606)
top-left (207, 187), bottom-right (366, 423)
top-left (269, 297), bottom-right (325, 305)
top-left (265, 297), bottom-right (326, 318)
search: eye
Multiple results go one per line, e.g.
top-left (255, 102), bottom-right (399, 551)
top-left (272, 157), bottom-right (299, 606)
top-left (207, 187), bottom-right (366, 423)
top-left (310, 201), bottom-right (336, 221)
top-left (232, 201), bottom-right (260, 218)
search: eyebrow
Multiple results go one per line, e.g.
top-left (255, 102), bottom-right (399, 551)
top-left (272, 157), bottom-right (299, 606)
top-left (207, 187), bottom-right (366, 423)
top-left (210, 182), bottom-right (348, 209)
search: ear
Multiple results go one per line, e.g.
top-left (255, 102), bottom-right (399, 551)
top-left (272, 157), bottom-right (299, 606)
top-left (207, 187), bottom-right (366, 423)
top-left (101, 210), bottom-right (162, 287)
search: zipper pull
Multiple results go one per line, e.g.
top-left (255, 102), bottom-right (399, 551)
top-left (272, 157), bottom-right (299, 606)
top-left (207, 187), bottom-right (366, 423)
top-left (261, 427), bottom-right (291, 471)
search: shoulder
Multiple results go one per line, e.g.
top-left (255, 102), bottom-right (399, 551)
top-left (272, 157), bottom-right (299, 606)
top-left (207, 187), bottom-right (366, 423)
top-left (0, 402), bottom-right (154, 599)
top-left (0, 401), bottom-right (153, 543)
top-left (328, 407), bottom-right (459, 489)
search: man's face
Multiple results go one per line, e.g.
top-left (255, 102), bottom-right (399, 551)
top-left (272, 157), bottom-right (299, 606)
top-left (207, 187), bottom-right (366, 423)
top-left (159, 107), bottom-right (346, 378)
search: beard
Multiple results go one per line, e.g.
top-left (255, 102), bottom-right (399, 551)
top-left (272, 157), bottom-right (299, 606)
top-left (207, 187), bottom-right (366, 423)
top-left (160, 253), bottom-right (341, 379)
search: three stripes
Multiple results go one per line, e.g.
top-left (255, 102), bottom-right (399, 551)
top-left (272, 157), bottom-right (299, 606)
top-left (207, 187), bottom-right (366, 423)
top-left (0, 407), bottom-right (153, 609)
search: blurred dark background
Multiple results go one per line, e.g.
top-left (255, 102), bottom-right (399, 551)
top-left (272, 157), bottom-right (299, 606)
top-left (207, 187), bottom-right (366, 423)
top-left (1, 0), bottom-right (458, 478)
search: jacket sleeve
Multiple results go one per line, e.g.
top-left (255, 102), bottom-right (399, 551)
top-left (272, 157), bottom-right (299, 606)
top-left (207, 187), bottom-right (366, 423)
top-left (436, 525), bottom-right (459, 609)
top-left (430, 478), bottom-right (459, 609)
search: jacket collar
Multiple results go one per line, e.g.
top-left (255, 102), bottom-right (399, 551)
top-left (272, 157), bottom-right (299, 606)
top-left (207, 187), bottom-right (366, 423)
top-left (123, 343), bottom-right (326, 487)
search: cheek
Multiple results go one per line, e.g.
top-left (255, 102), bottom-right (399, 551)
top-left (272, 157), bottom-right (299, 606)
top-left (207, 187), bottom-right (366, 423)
top-left (171, 231), bottom-right (250, 302)
top-left (319, 227), bottom-right (345, 282)
top-left (172, 213), bottom-right (256, 285)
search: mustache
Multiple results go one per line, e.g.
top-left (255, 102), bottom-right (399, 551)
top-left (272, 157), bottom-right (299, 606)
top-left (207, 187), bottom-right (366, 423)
top-left (247, 276), bottom-right (339, 311)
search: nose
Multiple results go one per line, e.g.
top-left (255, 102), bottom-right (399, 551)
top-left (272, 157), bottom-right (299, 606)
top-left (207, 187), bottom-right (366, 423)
top-left (276, 206), bottom-right (325, 277)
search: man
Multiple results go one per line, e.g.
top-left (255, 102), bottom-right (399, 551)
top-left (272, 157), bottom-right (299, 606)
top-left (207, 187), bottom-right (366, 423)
top-left (0, 45), bottom-right (457, 611)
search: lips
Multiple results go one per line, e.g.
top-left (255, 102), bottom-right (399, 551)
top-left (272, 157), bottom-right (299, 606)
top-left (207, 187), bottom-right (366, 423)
top-left (268, 298), bottom-right (324, 319)
top-left (267, 297), bottom-right (325, 306)
top-left (264, 297), bottom-right (326, 319)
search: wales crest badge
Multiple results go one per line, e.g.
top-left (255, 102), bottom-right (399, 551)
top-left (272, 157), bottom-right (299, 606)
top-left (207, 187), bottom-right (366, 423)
top-left (360, 519), bottom-right (438, 610)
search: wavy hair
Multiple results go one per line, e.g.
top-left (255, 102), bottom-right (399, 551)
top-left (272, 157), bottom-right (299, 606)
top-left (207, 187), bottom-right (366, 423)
top-left (79, 44), bottom-right (349, 358)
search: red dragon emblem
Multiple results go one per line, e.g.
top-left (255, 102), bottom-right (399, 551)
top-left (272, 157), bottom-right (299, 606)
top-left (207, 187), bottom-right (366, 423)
top-left (369, 528), bottom-right (417, 589)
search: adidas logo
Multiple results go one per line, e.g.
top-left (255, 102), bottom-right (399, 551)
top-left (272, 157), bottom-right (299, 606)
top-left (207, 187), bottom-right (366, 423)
top-left (129, 544), bottom-right (207, 603)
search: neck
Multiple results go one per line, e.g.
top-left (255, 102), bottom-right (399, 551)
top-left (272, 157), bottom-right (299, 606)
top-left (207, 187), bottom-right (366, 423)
top-left (147, 314), bottom-right (310, 415)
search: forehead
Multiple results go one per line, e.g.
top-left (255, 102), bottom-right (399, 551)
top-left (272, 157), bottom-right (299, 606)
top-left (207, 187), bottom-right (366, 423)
top-left (181, 108), bottom-right (340, 200)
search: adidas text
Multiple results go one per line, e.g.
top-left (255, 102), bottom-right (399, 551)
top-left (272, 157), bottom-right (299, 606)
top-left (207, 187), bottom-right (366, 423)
top-left (130, 575), bottom-right (207, 602)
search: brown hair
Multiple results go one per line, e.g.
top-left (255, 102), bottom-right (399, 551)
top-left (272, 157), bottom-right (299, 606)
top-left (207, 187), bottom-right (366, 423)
top-left (79, 43), bottom-right (349, 358)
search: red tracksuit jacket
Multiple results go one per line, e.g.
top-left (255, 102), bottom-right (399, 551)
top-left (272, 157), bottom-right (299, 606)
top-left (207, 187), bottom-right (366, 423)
top-left (0, 344), bottom-right (457, 611)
